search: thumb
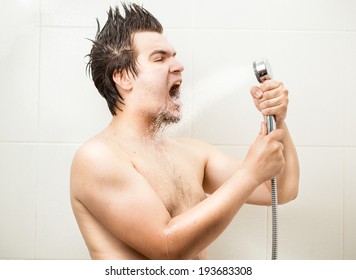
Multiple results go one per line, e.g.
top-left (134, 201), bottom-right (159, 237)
top-left (256, 121), bottom-right (267, 141)
top-left (250, 86), bottom-right (263, 99)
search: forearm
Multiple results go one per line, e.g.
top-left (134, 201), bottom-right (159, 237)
top-left (163, 168), bottom-right (259, 259)
top-left (275, 120), bottom-right (299, 204)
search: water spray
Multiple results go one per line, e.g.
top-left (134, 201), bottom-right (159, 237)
top-left (253, 58), bottom-right (278, 260)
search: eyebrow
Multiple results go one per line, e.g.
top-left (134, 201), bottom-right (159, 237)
top-left (149, 49), bottom-right (177, 58)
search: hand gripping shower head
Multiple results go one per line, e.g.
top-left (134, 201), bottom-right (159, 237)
top-left (252, 58), bottom-right (278, 260)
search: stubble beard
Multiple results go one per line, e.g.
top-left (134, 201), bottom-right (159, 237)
top-left (149, 100), bottom-right (182, 134)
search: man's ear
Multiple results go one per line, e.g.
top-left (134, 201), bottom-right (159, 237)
top-left (113, 69), bottom-right (133, 91)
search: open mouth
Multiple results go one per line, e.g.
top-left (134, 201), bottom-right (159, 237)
top-left (169, 84), bottom-right (180, 99)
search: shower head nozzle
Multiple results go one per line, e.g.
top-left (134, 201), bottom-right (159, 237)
top-left (253, 58), bottom-right (273, 83)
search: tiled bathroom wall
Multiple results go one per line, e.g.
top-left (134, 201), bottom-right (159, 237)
top-left (1, 0), bottom-right (355, 259)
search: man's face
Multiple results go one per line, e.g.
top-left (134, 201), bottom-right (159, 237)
top-left (131, 31), bottom-right (184, 128)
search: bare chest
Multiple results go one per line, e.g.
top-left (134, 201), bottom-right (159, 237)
top-left (130, 145), bottom-right (206, 217)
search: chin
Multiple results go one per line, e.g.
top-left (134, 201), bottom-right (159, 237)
top-left (164, 112), bottom-right (181, 125)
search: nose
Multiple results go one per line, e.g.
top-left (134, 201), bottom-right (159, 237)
top-left (170, 57), bottom-right (184, 73)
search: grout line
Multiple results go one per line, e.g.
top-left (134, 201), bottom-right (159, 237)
top-left (34, 0), bottom-right (43, 260)
top-left (39, 24), bottom-right (356, 34)
top-left (40, 25), bottom-right (97, 29)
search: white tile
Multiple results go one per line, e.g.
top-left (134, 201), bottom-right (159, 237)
top-left (342, 0), bottom-right (356, 31)
top-left (140, 0), bottom-right (195, 29)
top-left (41, 0), bottom-right (119, 27)
top-left (344, 148), bottom-right (356, 259)
top-left (342, 33), bottom-right (356, 147)
top-left (193, 0), bottom-right (356, 32)
top-left (39, 27), bottom-right (111, 143)
top-left (0, 144), bottom-right (37, 259)
top-left (0, 0), bottom-right (40, 142)
top-left (37, 144), bottom-right (90, 259)
top-left (269, 0), bottom-right (348, 31)
top-left (0, 0), bottom-right (39, 27)
top-left (275, 147), bottom-right (343, 259)
top-left (41, 0), bottom-right (194, 29)
top-left (193, 0), bottom-right (270, 30)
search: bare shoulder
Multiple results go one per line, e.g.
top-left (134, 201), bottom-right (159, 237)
top-left (70, 135), bottom-right (133, 200)
top-left (72, 136), bottom-right (127, 173)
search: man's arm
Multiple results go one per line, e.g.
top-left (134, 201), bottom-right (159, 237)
top-left (203, 121), bottom-right (299, 205)
top-left (251, 80), bottom-right (300, 204)
top-left (71, 127), bottom-right (284, 260)
top-left (273, 120), bottom-right (299, 203)
top-left (203, 80), bottom-right (299, 205)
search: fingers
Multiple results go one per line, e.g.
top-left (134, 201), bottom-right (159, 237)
top-left (256, 123), bottom-right (285, 152)
top-left (259, 82), bottom-right (287, 103)
top-left (247, 127), bottom-right (285, 183)
top-left (260, 94), bottom-right (289, 117)
top-left (267, 129), bottom-right (285, 174)
top-left (264, 129), bottom-right (285, 154)
top-left (250, 80), bottom-right (289, 119)
top-left (251, 80), bottom-right (287, 102)
top-left (259, 80), bottom-right (281, 92)
top-left (259, 93), bottom-right (285, 109)
top-left (250, 80), bottom-right (282, 99)
top-left (261, 121), bottom-right (267, 136)
top-left (257, 123), bottom-right (285, 142)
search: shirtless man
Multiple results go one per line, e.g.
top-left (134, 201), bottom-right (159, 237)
top-left (70, 4), bottom-right (299, 260)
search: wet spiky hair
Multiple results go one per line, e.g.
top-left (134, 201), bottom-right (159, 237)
top-left (87, 3), bottom-right (163, 115)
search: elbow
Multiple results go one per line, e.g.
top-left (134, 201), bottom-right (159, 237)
top-left (141, 235), bottom-right (188, 260)
top-left (155, 228), bottom-right (197, 260)
top-left (143, 225), bottom-right (198, 260)
top-left (163, 247), bottom-right (198, 260)
top-left (279, 191), bottom-right (298, 205)
top-left (161, 239), bottom-right (189, 260)
top-left (278, 183), bottom-right (299, 205)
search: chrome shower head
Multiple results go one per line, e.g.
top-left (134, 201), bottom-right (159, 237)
top-left (253, 58), bottom-right (273, 83)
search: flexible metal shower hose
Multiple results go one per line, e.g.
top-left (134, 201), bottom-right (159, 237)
top-left (271, 177), bottom-right (278, 260)
top-left (267, 115), bottom-right (278, 260)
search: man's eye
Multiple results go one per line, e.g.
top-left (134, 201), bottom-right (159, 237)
top-left (155, 57), bottom-right (164, 62)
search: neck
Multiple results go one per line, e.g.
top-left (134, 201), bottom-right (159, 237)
top-left (108, 111), bottom-right (165, 142)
